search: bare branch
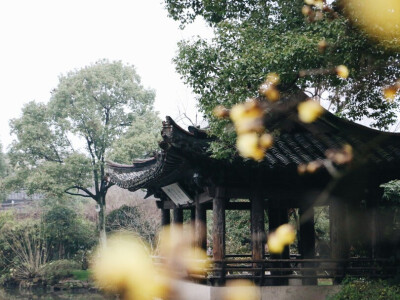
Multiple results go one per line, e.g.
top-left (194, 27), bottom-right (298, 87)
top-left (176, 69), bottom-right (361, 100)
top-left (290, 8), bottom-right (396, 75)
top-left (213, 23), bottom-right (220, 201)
top-left (65, 185), bottom-right (97, 200)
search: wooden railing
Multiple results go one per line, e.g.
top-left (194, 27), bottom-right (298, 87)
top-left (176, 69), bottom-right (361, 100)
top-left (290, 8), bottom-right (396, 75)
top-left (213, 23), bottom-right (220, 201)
top-left (184, 256), bottom-right (399, 286)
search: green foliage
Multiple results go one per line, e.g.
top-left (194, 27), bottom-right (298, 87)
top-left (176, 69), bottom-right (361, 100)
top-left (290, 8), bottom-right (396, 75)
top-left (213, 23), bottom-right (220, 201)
top-left (0, 202), bottom-right (96, 284)
top-left (167, 0), bottom-right (400, 157)
top-left (71, 269), bottom-right (91, 281)
top-left (225, 210), bottom-right (251, 254)
top-left (0, 219), bottom-right (47, 282)
top-left (327, 278), bottom-right (400, 300)
top-left (38, 259), bottom-right (81, 285)
top-left (381, 180), bottom-right (400, 204)
top-left (42, 203), bottom-right (96, 261)
top-left (108, 111), bottom-right (161, 164)
top-left (0, 142), bottom-right (8, 202)
top-left (6, 59), bottom-right (160, 244)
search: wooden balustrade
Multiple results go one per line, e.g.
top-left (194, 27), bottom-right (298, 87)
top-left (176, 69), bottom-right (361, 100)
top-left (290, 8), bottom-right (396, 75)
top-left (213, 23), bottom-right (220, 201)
top-left (153, 256), bottom-right (398, 286)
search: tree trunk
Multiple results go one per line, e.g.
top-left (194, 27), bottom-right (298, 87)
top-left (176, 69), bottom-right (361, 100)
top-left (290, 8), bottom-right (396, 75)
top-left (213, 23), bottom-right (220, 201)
top-left (98, 197), bottom-right (107, 248)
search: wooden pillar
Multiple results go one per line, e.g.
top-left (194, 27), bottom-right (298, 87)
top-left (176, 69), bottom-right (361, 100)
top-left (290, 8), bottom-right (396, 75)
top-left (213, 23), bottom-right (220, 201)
top-left (267, 202), bottom-right (289, 286)
top-left (173, 207), bottom-right (183, 224)
top-left (195, 197), bottom-right (207, 251)
top-left (299, 205), bottom-right (316, 285)
top-left (213, 196), bottom-right (226, 260)
top-left (213, 194), bottom-right (226, 285)
top-left (161, 209), bottom-right (170, 227)
top-left (251, 196), bottom-right (265, 260)
top-left (366, 186), bottom-right (384, 259)
top-left (330, 200), bottom-right (348, 283)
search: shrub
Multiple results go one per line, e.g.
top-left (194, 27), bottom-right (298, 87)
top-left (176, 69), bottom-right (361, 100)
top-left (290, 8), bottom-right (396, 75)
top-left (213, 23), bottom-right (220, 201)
top-left (0, 220), bottom-right (48, 282)
top-left (39, 259), bottom-right (80, 285)
top-left (328, 278), bottom-right (400, 300)
top-left (42, 204), bottom-right (96, 260)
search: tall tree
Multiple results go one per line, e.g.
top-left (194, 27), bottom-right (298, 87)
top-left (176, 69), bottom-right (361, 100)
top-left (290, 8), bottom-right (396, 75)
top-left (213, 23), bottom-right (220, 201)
top-left (166, 0), bottom-right (400, 157)
top-left (0, 142), bottom-right (8, 202)
top-left (7, 60), bottom-right (160, 245)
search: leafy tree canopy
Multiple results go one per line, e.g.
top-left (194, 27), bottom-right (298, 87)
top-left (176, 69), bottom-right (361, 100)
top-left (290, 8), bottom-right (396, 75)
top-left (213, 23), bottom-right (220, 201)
top-left (166, 0), bottom-right (400, 157)
top-left (6, 59), bottom-right (160, 244)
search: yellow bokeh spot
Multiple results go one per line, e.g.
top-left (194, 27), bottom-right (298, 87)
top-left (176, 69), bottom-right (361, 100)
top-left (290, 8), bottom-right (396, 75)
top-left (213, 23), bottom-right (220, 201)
top-left (230, 100), bottom-right (264, 134)
top-left (314, 0), bottom-right (323, 9)
top-left (213, 105), bottom-right (229, 118)
top-left (304, 0), bottom-right (315, 5)
top-left (344, 0), bottom-right (400, 50)
top-left (297, 99), bottom-right (324, 123)
top-left (259, 133), bottom-right (273, 150)
top-left (266, 72), bottom-right (280, 85)
top-left (336, 65), bottom-right (349, 79)
top-left (224, 280), bottom-right (259, 300)
top-left (302, 5), bottom-right (312, 16)
top-left (91, 234), bottom-right (162, 300)
top-left (383, 86), bottom-right (398, 101)
top-left (236, 133), bottom-right (265, 161)
top-left (275, 224), bottom-right (296, 245)
top-left (182, 247), bottom-right (210, 274)
top-left (264, 86), bottom-right (281, 102)
top-left (318, 39), bottom-right (328, 53)
top-left (267, 233), bottom-right (285, 254)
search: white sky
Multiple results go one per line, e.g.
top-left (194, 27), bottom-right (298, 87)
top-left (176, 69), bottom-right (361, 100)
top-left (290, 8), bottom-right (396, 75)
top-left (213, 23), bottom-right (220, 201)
top-left (0, 0), bottom-right (212, 149)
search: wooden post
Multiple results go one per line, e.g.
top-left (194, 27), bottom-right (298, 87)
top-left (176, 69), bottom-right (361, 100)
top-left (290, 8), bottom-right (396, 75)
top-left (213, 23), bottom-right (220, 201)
top-left (195, 196), bottom-right (207, 251)
top-left (173, 207), bottom-right (183, 224)
top-left (213, 196), bottom-right (226, 260)
top-left (161, 209), bottom-right (170, 227)
top-left (213, 194), bottom-right (226, 285)
top-left (251, 196), bottom-right (265, 284)
top-left (251, 196), bottom-right (265, 260)
top-left (366, 186), bottom-right (384, 259)
top-left (330, 200), bottom-right (348, 283)
top-left (299, 205), bottom-right (316, 285)
top-left (267, 202), bottom-right (289, 286)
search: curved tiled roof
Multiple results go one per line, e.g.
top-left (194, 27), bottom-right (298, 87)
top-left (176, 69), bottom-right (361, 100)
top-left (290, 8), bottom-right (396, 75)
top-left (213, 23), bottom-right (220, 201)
top-left (107, 93), bottom-right (400, 197)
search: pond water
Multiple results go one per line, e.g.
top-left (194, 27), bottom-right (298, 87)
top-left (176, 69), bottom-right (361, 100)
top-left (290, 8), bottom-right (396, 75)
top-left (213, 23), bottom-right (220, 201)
top-left (0, 288), bottom-right (114, 300)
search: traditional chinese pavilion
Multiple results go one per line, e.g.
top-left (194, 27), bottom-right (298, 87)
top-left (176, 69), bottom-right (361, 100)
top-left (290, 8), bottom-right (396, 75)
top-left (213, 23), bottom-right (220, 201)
top-left (107, 91), bottom-right (399, 285)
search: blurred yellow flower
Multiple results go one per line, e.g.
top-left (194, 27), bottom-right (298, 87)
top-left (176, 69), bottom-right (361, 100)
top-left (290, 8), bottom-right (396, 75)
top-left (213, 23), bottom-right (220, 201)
top-left (259, 133), bottom-right (273, 150)
top-left (224, 280), bottom-right (259, 300)
top-left (344, 0), bottom-right (400, 50)
top-left (263, 86), bottom-right (281, 102)
top-left (314, 0), bottom-right (323, 9)
top-left (236, 133), bottom-right (265, 161)
top-left (266, 72), bottom-right (280, 85)
top-left (306, 160), bottom-right (322, 173)
top-left (302, 5), bottom-right (312, 16)
top-left (383, 86), bottom-right (398, 101)
top-left (182, 247), bottom-right (210, 274)
top-left (275, 224), bottom-right (296, 245)
top-left (267, 233), bottom-right (285, 254)
top-left (318, 39), bottom-right (328, 53)
top-left (230, 100), bottom-right (264, 134)
top-left (336, 65), bottom-right (349, 79)
top-left (91, 234), bottom-right (163, 300)
top-left (297, 99), bottom-right (324, 123)
top-left (304, 0), bottom-right (315, 5)
top-left (213, 105), bottom-right (230, 118)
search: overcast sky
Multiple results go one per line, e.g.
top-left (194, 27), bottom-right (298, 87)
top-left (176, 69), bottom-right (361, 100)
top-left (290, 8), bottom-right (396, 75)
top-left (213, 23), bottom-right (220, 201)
top-left (0, 0), bottom-right (212, 149)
